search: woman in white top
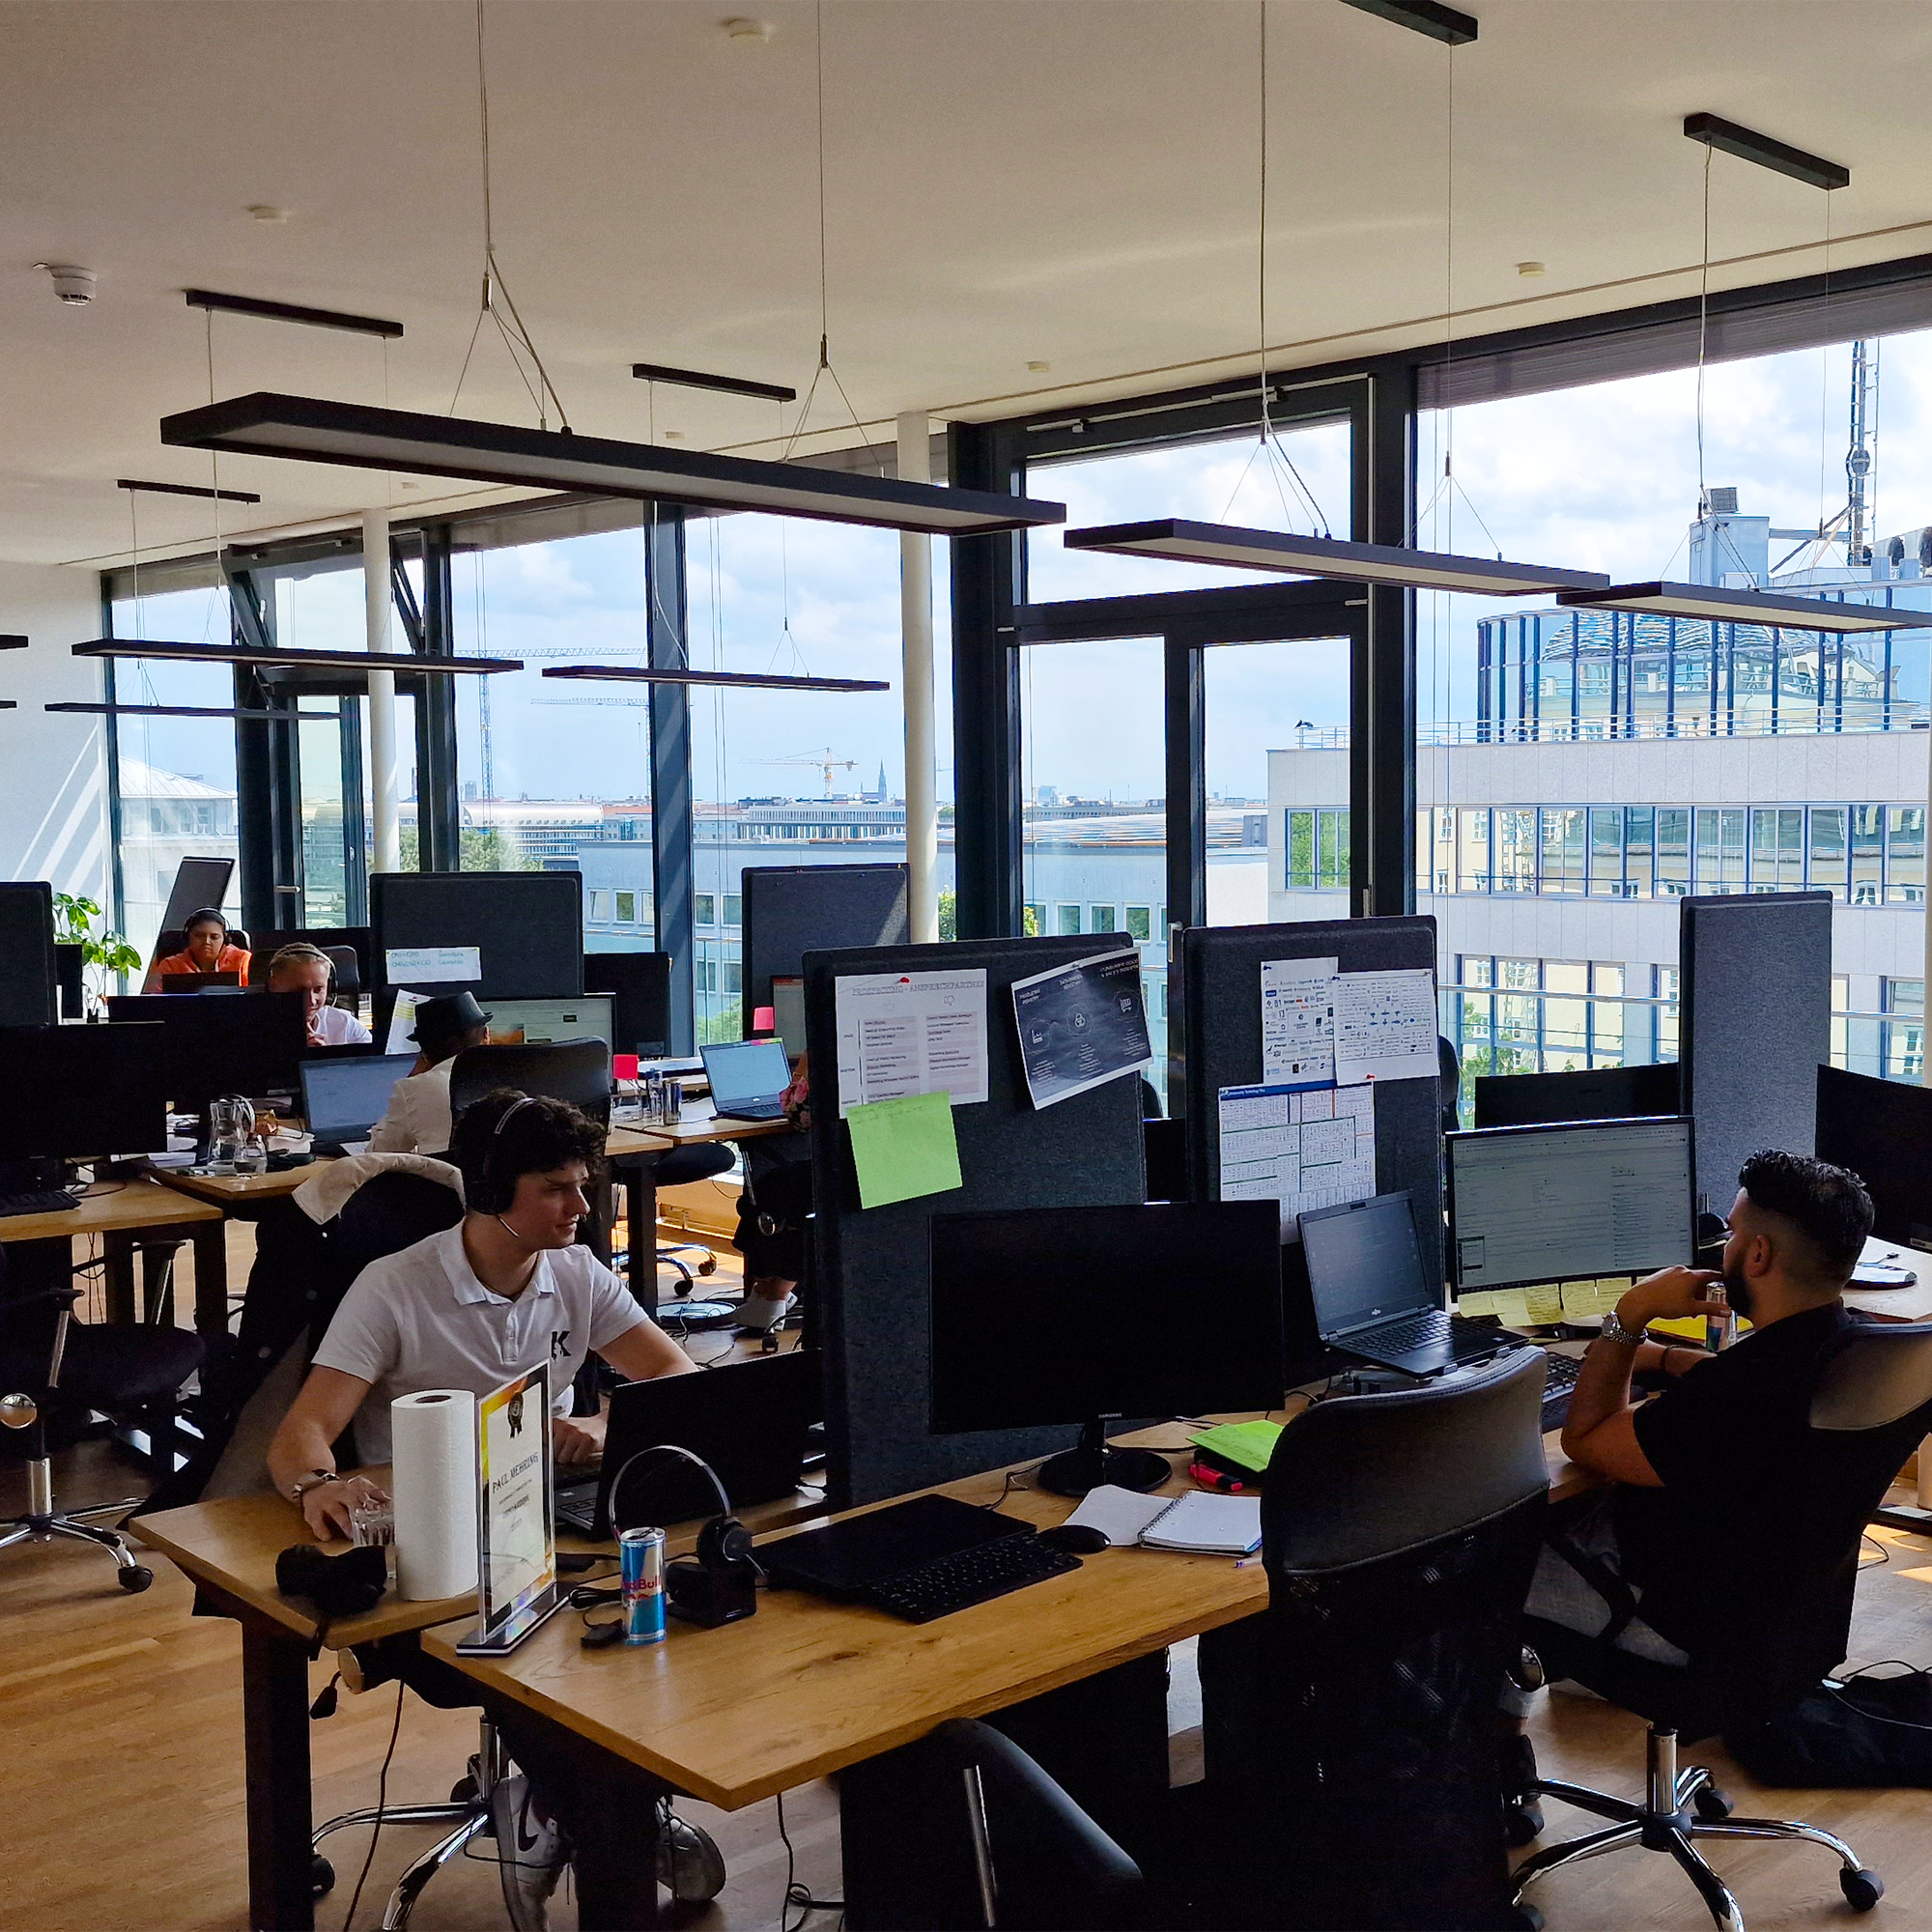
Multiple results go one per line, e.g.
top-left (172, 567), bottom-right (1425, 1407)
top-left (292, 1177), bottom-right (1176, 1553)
top-left (367, 989), bottom-right (491, 1154)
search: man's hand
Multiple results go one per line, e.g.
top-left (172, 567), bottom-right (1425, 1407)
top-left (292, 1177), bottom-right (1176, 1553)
top-left (1615, 1265), bottom-right (1729, 1334)
top-left (300, 1472), bottom-right (389, 1542)
top-left (552, 1414), bottom-right (601, 1465)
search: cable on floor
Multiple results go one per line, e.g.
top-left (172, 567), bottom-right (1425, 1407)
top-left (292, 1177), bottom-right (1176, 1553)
top-left (340, 1682), bottom-right (406, 1932)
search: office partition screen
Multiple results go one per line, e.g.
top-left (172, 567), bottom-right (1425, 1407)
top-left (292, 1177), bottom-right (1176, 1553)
top-left (371, 869), bottom-right (582, 999)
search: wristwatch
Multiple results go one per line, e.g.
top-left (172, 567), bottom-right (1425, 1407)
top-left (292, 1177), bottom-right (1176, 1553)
top-left (1600, 1311), bottom-right (1646, 1350)
top-left (290, 1468), bottom-right (338, 1505)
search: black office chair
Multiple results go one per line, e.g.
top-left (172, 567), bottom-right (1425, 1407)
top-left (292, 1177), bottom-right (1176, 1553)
top-left (447, 1039), bottom-right (611, 1129)
top-left (320, 945), bottom-right (360, 1001)
top-left (1193, 1350), bottom-right (1549, 1930)
top-left (0, 1242), bottom-right (206, 1591)
top-left (1505, 1323), bottom-right (1932, 1928)
top-left (838, 1718), bottom-right (1145, 1930)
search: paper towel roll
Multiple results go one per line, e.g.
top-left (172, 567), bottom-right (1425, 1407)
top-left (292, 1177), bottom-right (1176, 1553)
top-left (391, 1388), bottom-right (479, 1601)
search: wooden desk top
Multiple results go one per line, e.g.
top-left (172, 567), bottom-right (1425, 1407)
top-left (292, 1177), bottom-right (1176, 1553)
top-left (426, 1425), bottom-right (1592, 1812)
top-left (613, 1110), bottom-right (794, 1151)
top-left (131, 1467), bottom-right (821, 1651)
top-left (153, 1162), bottom-right (318, 1207)
top-left (0, 1176), bottom-right (225, 1243)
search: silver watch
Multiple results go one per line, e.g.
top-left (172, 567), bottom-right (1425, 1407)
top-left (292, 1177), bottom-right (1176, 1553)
top-left (1600, 1311), bottom-right (1646, 1350)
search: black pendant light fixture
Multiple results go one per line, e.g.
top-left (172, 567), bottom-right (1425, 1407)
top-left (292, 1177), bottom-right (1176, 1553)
top-left (1555, 582), bottom-right (1932, 633)
top-left (71, 639), bottom-right (523, 675)
top-left (45, 700), bottom-right (346, 722)
top-left (1063, 520), bottom-right (1610, 597)
top-left (542, 664), bottom-right (888, 696)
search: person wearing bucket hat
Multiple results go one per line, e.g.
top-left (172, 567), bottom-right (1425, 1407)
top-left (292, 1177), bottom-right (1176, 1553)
top-left (366, 990), bottom-right (491, 1155)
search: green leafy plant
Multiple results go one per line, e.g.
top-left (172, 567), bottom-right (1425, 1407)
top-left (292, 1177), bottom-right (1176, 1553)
top-left (52, 892), bottom-right (142, 1008)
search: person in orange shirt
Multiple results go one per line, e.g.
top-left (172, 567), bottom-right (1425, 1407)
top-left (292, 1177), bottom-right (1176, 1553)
top-left (145, 907), bottom-right (250, 990)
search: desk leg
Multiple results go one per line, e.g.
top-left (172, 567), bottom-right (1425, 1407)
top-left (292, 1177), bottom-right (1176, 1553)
top-left (621, 1156), bottom-right (661, 1321)
top-left (241, 1621), bottom-right (317, 1932)
top-left (190, 1221), bottom-right (230, 1334)
top-left (101, 1232), bottom-right (136, 1325)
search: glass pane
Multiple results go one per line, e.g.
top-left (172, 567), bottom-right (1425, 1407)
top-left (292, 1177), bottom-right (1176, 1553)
top-left (1852, 804), bottom-right (1884, 907)
top-left (1026, 419), bottom-right (1351, 602)
top-left (1657, 809), bottom-right (1690, 895)
top-left (1888, 806), bottom-right (1924, 905)
top-left (1019, 636), bottom-right (1166, 1093)
top-left (297, 713), bottom-right (348, 927)
top-left (1808, 806), bottom-right (1848, 896)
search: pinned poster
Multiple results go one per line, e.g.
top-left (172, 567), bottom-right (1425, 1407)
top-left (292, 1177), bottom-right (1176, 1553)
top-left (1260, 955), bottom-right (1337, 1086)
top-left (833, 969), bottom-right (989, 1116)
top-left (1217, 1080), bottom-right (1376, 1234)
top-left (1009, 947), bottom-right (1152, 1109)
top-left (385, 989), bottom-right (424, 1056)
top-left (1333, 968), bottom-right (1438, 1086)
top-left (845, 1091), bottom-right (963, 1209)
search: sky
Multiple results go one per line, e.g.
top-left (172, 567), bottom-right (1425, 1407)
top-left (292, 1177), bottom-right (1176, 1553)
top-left (109, 323), bottom-right (1932, 812)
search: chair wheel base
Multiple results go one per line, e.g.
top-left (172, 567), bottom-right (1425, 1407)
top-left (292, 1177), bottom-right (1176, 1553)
top-left (1509, 1904), bottom-right (1545, 1932)
top-left (117, 1565), bottom-right (153, 1592)
top-left (311, 1856), bottom-right (335, 1897)
top-left (1692, 1783), bottom-right (1733, 1821)
top-left (1841, 1868), bottom-right (1884, 1912)
top-left (1504, 1801), bottom-right (1545, 1847)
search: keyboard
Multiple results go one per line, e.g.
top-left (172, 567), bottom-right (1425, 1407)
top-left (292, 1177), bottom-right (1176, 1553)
top-left (1366, 1310), bottom-right (1500, 1357)
top-left (864, 1531), bottom-right (1084, 1624)
top-left (716, 1099), bottom-right (784, 1122)
top-left (0, 1188), bottom-right (82, 1219)
top-left (1540, 1352), bottom-right (1581, 1432)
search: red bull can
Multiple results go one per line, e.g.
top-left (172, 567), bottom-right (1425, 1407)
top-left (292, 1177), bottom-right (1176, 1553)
top-left (620, 1526), bottom-right (667, 1645)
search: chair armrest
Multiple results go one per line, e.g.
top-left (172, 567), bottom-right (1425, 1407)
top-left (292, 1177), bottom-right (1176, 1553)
top-left (0, 1285), bottom-right (82, 1317)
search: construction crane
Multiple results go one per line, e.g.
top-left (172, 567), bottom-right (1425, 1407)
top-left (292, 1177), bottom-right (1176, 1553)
top-left (758, 749), bottom-right (857, 798)
top-left (473, 645), bottom-right (648, 800)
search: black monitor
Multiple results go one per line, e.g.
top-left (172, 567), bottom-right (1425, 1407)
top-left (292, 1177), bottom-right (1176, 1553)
top-left (371, 870), bottom-right (583, 1000)
top-left (929, 1201), bottom-right (1284, 1497)
top-left (1815, 1065), bottom-right (1932, 1253)
top-left (582, 951), bottom-right (672, 1056)
top-left (1472, 1062), bottom-right (1681, 1130)
top-left (0, 881), bottom-right (58, 1028)
top-left (1445, 1117), bottom-right (1697, 1293)
top-left (0, 1023), bottom-right (169, 1162)
top-left (103, 990), bottom-right (309, 1114)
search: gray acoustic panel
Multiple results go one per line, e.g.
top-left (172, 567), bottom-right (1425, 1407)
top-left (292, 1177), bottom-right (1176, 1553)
top-left (0, 881), bottom-right (57, 1029)
top-left (1680, 892), bottom-right (1832, 1210)
top-left (805, 933), bottom-right (1146, 1508)
top-left (742, 863), bottom-right (907, 1037)
top-left (1180, 917), bottom-right (1444, 1301)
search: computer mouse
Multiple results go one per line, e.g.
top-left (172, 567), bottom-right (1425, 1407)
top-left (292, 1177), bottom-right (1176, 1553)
top-left (1039, 1523), bottom-right (1110, 1555)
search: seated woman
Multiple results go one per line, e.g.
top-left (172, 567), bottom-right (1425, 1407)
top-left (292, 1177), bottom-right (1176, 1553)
top-left (367, 990), bottom-right (490, 1154)
top-left (145, 907), bottom-right (249, 990)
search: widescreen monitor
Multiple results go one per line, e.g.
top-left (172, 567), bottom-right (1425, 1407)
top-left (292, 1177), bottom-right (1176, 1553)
top-left (930, 1200), bottom-right (1283, 1494)
top-left (0, 881), bottom-right (58, 1029)
top-left (1472, 1061), bottom-right (1681, 1130)
top-left (1446, 1117), bottom-right (1696, 1292)
top-left (0, 1023), bottom-right (168, 1161)
top-left (103, 990), bottom-right (308, 1113)
top-left (372, 870), bottom-right (582, 1001)
top-left (1815, 1065), bottom-right (1932, 1253)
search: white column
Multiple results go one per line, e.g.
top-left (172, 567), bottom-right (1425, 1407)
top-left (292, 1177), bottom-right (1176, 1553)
top-left (363, 508), bottom-right (401, 875)
top-left (898, 411), bottom-right (939, 943)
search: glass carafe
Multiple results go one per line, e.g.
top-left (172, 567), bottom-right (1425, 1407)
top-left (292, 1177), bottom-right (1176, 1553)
top-left (208, 1094), bottom-right (256, 1170)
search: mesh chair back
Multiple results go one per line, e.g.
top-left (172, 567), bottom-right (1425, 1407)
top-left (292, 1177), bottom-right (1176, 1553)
top-left (447, 1039), bottom-right (611, 1131)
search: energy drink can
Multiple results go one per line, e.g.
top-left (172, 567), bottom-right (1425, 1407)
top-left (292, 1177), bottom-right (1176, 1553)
top-left (620, 1526), bottom-right (667, 1645)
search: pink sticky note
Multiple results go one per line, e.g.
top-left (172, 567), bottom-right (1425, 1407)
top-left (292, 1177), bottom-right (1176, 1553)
top-left (612, 1053), bottom-right (640, 1081)
top-left (753, 1007), bottom-right (777, 1035)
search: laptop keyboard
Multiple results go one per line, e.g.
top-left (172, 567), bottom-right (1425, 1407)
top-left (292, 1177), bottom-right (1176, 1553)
top-left (865, 1531), bottom-right (1083, 1624)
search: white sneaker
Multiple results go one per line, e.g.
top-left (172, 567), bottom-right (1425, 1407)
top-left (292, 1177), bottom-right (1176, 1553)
top-left (491, 1773), bottom-right (569, 1932)
top-left (656, 1815), bottom-right (727, 1902)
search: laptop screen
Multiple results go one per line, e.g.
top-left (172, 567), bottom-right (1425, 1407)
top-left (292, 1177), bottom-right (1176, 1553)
top-left (702, 1038), bottom-right (791, 1109)
top-left (299, 1052), bottom-right (416, 1140)
top-left (1298, 1191), bottom-right (1435, 1339)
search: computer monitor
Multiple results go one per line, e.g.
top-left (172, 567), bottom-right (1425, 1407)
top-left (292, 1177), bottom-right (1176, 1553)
top-left (103, 990), bottom-right (309, 1115)
top-left (1815, 1065), bottom-right (1932, 1253)
top-left (160, 971), bottom-right (242, 992)
top-left (0, 881), bottom-right (58, 1028)
top-left (1472, 1062), bottom-right (1681, 1130)
top-left (372, 870), bottom-right (582, 1000)
top-left (930, 1201), bottom-right (1284, 1496)
top-left (770, 976), bottom-right (807, 1057)
top-left (298, 1052), bottom-right (417, 1152)
top-left (0, 1023), bottom-right (169, 1162)
top-left (583, 951), bottom-right (671, 1057)
top-left (1445, 1117), bottom-right (1696, 1293)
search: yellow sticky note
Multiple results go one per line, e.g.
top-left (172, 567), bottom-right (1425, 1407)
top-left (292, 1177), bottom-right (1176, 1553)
top-left (844, 1091), bottom-right (963, 1209)
top-left (1522, 1282), bottom-right (1565, 1327)
top-left (1459, 1288), bottom-right (1534, 1328)
top-left (1560, 1279), bottom-right (1626, 1321)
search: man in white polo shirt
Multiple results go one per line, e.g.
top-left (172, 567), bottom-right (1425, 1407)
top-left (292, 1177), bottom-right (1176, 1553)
top-left (268, 1090), bottom-right (702, 1928)
top-left (267, 941), bottom-right (373, 1047)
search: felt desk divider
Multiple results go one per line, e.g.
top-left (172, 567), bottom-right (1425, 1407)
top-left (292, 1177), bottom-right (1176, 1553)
top-left (1679, 891), bottom-right (1832, 1213)
top-left (1179, 917), bottom-right (1445, 1366)
top-left (741, 863), bottom-right (908, 1041)
top-left (804, 933), bottom-right (1147, 1509)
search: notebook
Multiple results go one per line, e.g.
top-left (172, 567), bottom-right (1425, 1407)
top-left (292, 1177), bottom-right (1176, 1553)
top-left (1064, 1485), bottom-right (1264, 1555)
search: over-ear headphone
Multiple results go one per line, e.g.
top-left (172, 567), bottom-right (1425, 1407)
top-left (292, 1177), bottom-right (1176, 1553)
top-left (480, 1093), bottom-right (540, 1226)
top-left (608, 1442), bottom-right (758, 1628)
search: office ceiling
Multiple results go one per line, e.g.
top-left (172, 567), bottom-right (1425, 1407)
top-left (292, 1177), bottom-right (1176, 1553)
top-left (4, 0), bottom-right (1932, 565)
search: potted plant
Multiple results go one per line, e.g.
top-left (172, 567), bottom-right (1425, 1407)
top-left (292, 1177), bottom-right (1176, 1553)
top-left (52, 893), bottom-right (142, 1017)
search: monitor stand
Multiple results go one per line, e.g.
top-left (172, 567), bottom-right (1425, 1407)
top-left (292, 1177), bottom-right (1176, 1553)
top-left (1037, 1418), bottom-right (1171, 1499)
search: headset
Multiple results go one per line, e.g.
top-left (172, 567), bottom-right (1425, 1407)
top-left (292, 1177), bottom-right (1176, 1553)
top-left (584, 1442), bottom-right (758, 1635)
top-left (481, 1093), bottom-right (542, 1240)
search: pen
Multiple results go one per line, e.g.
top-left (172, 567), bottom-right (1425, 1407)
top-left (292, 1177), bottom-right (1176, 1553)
top-left (1235, 1556), bottom-right (1257, 1569)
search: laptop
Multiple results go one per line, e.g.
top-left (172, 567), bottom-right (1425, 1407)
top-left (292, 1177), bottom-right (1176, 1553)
top-left (699, 1037), bottom-right (793, 1122)
top-left (1297, 1190), bottom-right (1517, 1377)
top-left (554, 1347), bottom-right (821, 1539)
top-left (298, 1051), bottom-right (416, 1155)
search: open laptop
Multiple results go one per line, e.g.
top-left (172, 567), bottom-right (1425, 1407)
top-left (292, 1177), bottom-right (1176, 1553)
top-left (554, 1347), bottom-right (821, 1539)
top-left (698, 1037), bottom-right (793, 1122)
top-left (298, 1051), bottom-right (416, 1155)
top-left (1297, 1190), bottom-right (1516, 1377)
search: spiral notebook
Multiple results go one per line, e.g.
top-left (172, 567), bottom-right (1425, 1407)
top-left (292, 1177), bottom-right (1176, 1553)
top-left (1063, 1485), bottom-right (1264, 1555)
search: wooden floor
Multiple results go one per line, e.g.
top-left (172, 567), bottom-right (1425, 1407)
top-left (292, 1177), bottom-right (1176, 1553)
top-left (7, 1211), bottom-right (1932, 1929)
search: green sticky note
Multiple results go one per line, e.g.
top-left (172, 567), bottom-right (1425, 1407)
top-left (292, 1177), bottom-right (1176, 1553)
top-left (845, 1091), bottom-right (964, 1209)
top-left (1189, 1419), bottom-right (1285, 1474)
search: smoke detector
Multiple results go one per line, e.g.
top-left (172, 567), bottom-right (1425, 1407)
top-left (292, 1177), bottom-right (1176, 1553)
top-left (35, 262), bottom-right (97, 306)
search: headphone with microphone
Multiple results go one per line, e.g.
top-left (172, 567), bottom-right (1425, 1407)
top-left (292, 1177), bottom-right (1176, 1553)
top-left (481, 1094), bottom-right (541, 1243)
top-left (602, 1442), bottom-right (759, 1631)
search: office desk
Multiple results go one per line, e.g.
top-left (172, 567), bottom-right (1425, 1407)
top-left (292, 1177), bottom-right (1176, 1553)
top-left (608, 1109), bottom-right (793, 1319)
top-left (131, 1471), bottom-right (820, 1931)
top-left (153, 1160), bottom-right (318, 1209)
top-left (0, 1178), bottom-right (229, 1332)
top-left (426, 1424), bottom-right (1592, 1928)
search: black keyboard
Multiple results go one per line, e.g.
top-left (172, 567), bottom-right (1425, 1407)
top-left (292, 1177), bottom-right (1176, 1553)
top-left (1540, 1352), bottom-right (1581, 1432)
top-left (865, 1531), bottom-right (1083, 1624)
top-left (0, 1188), bottom-right (82, 1219)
